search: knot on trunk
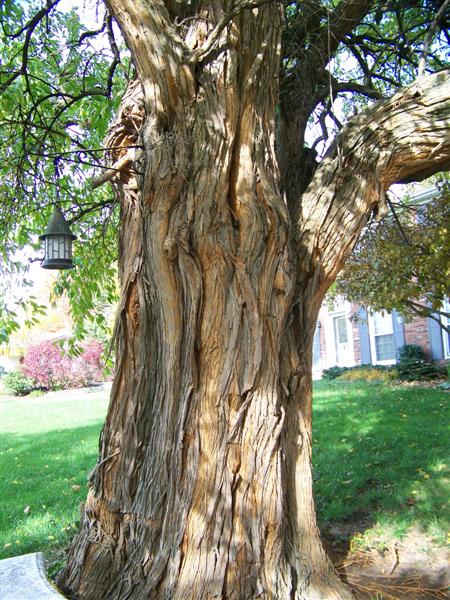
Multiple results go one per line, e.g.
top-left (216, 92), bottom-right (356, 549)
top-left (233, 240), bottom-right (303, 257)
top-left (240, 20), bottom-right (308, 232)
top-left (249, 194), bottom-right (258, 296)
top-left (164, 237), bottom-right (178, 260)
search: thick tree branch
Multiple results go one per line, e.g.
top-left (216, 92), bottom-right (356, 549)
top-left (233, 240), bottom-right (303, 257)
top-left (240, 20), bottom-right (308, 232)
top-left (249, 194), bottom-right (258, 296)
top-left (319, 0), bottom-right (374, 61)
top-left (284, 0), bottom-right (374, 69)
top-left (282, 0), bottom-right (374, 93)
top-left (404, 300), bottom-right (450, 334)
top-left (297, 69), bottom-right (450, 296)
top-left (278, 0), bottom-right (376, 197)
top-left (90, 153), bottom-right (134, 189)
top-left (189, 0), bottom-right (271, 65)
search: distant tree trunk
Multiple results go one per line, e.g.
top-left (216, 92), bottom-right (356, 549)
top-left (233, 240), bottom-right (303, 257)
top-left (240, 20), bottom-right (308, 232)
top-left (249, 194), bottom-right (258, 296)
top-left (58, 2), bottom-right (450, 598)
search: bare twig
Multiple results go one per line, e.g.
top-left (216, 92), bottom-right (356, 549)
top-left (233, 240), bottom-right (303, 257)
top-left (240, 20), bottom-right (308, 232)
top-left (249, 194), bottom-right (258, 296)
top-left (418, 0), bottom-right (450, 76)
top-left (386, 196), bottom-right (411, 245)
top-left (90, 153), bottom-right (134, 190)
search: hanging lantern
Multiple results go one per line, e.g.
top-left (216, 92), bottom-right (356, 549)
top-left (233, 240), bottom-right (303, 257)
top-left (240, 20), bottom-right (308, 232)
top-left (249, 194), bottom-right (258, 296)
top-left (39, 206), bottom-right (77, 269)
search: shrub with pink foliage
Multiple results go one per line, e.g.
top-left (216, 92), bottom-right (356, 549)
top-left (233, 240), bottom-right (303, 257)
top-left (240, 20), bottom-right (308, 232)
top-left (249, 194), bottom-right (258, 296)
top-left (21, 339), bottom-right (104, 389)
top-left (68, 341), bottom-right (104, 387)
top-left (21, 341), bottom-right (69, 388)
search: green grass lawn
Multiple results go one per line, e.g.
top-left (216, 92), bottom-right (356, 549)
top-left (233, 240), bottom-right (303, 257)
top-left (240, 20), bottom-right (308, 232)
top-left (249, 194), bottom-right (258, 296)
top-left (0, 381), bottom-right (448, 574)
top-left (0, 389), bottom-right (110, 573)
top-left (313, 381), bottom-right (449, 548)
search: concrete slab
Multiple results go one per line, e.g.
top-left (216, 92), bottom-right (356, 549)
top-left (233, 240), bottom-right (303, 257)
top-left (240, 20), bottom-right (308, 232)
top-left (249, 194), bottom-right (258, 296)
top-left (0, 552), bottom-right (66, 599)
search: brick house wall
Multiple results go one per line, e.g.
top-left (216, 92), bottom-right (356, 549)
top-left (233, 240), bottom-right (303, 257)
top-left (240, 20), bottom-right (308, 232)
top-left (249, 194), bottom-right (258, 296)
top-left (312, 188), bottom-right (448, 374)
top-left (403, 315), bottom-right (432, 359)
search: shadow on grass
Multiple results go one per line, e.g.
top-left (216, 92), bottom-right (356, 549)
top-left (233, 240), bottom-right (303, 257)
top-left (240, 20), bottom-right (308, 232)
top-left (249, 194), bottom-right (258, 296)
top-left (312, 381), bottom-right (449, 545)
top-left (1, 380), bottom-right (448, 593)
top-left (0, 423), bottom-right (103, 561)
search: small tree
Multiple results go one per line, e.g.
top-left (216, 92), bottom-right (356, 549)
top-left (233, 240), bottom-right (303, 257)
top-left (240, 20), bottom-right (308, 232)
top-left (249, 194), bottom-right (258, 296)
top-left (336, 178), bottom-right (450, 327)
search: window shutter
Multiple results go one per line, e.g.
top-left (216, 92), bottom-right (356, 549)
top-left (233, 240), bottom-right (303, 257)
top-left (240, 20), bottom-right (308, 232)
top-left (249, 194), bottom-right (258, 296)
top-left (392, 310), bottom-right (405, 359)
top-left (428, 316), bottom-right (444, 360)
top-left (358, 307), bottom-right (371, 365)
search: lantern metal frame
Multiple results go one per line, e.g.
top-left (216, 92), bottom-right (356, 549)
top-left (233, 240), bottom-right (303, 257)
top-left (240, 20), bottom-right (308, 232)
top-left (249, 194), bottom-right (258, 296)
top-left (39, 206), bottom-right (77, 270)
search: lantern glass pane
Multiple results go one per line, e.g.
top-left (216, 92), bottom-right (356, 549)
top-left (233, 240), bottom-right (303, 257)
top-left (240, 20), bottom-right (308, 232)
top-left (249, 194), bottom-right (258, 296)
top-left (46, 235), bottom-right (64, 260)
top-left (52, 236), bottom-right (60, 259)
top-left (50, 237), bottom-right (57, 259)
top-left (64, 236), bottom-right (72, 260)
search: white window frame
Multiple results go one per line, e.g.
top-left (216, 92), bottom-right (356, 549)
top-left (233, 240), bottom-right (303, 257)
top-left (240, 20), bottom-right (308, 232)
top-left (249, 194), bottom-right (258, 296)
top-left (368, 311), bottom-right (396, 365)
top-left (333, 315), bottom-right (349, 365)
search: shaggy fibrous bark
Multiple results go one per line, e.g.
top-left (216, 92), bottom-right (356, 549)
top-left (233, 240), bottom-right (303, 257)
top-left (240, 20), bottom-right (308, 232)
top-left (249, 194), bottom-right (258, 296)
top-left (58, 1), bottom-right (450, 597)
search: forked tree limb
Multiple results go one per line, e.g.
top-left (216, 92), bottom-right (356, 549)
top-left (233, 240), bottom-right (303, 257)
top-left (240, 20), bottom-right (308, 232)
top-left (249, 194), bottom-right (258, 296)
top-left (316, 0), bottom-right (375, 63)
top-left (281, 0), bottom-right (374, 102)
top-left (298, 69), bottom-right (450, 294)
top-left (105, 0), bottom-right (192, 122)
top-left (188, 0), bottom-right (271, 65)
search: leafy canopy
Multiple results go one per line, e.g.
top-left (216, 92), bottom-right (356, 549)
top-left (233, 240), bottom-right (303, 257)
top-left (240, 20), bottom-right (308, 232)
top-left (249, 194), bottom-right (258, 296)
top-left (0, 0), bottom-right (128, 342)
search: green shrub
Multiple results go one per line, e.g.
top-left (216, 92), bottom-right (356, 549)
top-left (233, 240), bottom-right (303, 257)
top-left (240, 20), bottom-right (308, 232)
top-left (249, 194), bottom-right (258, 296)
top-left (397, 344), bottom-right (424, 362)
top-left (322, 365), bottom-right (349, 380)
top-left (2, 371), bottom-right (34, 395)
top-left (397, 344), bottom-right (444, 381)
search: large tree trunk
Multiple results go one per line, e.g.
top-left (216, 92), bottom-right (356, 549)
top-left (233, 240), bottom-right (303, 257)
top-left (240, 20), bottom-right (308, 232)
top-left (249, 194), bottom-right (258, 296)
top-left (59, 3), bottom-right (351, 599)
top-left (58, 1), bottom-right (450, 597)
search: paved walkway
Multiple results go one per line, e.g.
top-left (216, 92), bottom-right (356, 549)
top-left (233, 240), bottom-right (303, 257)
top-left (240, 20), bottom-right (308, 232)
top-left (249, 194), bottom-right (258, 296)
top-left (0, 553), bottom-right (66, 599)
